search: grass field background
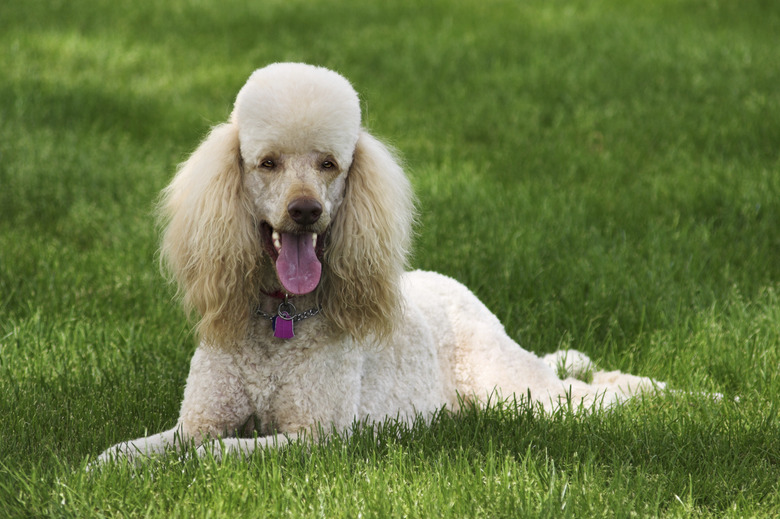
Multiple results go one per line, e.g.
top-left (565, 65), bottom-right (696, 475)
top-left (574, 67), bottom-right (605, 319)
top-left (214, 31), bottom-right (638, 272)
top-left (1, 0), bottom-right (779, 516)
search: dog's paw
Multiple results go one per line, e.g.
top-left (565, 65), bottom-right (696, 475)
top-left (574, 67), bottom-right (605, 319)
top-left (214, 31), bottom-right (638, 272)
top-left (544, 349), bottom-right (595, 381)
top-left (195, 440), bottom-right (225, 461)
top-left (195, 437), bottom-right (276, 460)
top-left (88, 443), bottom-right (141, 471)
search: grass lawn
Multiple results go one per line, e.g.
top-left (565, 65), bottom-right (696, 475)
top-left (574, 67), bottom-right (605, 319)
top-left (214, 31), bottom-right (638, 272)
top-left (1, 0), bottom-right (779, 516)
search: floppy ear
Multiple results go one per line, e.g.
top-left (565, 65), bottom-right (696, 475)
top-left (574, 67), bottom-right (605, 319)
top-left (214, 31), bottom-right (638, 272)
top-left (158, 122), bottom-right (260, 346)
top-left (322, 131), bottom-right (415, 341)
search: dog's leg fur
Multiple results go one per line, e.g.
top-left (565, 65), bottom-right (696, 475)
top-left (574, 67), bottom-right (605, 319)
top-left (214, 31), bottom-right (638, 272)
top-left (95, 427), bottom-right (182, 464)
top-left (403, 271), bottom-right (663, 413)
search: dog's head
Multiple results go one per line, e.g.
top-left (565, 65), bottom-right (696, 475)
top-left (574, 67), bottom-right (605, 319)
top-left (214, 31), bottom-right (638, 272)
top-left (232, 63), bottom-right (361, 295)
top-left (160, 63), bottom-right (413, 345)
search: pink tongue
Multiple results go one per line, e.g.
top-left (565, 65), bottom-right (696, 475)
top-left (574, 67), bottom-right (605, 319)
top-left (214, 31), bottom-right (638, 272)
top-left (276, 233), bottom-right (322, 295)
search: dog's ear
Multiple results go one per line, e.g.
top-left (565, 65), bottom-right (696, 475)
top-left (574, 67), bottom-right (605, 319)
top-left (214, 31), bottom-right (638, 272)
top-left (159, 122), bottom-right (260, 345)
top-left (323, 131), bottom-right (415, 341)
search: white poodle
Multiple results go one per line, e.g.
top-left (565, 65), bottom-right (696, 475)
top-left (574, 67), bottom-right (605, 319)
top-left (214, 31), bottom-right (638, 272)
top-left (98, 63), bottom-right (662, 462)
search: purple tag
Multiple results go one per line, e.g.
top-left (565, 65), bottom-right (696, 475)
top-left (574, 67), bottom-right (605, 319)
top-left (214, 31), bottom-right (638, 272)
top-left (273, 312), bottom-right (294, 339)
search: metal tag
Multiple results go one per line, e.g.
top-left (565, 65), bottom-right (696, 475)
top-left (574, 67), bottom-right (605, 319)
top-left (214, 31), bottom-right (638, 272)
top-left (272, 310), bottom-right (295, 339)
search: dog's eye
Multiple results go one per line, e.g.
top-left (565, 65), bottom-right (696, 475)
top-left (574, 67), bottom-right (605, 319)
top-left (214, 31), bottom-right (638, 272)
top-left (259, 159), bottom-right (275, 169)
top-left (321, 160), bottom-right (335, 170)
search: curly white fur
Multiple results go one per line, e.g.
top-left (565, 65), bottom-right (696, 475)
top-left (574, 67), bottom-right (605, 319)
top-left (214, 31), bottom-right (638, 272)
top-left (98, 63), bottom-right (664, 463)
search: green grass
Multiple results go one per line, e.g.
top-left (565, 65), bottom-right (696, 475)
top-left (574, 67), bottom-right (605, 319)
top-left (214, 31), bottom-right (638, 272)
top-left (1, 0), bottom-right (779, 516)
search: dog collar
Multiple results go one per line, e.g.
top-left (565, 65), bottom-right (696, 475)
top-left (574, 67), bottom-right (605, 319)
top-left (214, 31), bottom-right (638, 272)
top-left (260, 289), bottom-right (289, 300)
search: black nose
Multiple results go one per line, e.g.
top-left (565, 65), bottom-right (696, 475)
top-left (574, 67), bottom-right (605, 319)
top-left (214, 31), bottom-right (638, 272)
top-left (287, 198), bottom-right (323, 225)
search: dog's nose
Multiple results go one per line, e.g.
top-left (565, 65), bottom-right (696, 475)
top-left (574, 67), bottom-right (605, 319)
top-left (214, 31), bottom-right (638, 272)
top-left (287, 198), bottom-right (323, 225)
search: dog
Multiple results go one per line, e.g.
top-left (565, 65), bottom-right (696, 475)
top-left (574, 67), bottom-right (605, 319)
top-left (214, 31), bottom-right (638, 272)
top-left (97, 63), bottom-right (662, 462)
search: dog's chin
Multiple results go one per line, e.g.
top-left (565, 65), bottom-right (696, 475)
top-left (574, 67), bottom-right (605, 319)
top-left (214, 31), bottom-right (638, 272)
top-left (259, 222), bottom-right (327, 295)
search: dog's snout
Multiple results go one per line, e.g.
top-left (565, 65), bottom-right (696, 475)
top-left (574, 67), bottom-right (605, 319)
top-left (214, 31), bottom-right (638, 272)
top-left (287, 198), bottom-right (323, 225)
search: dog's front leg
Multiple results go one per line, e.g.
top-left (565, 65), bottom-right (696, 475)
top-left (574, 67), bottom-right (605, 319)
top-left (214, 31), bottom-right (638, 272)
top-left (94, 426), bottom-right (185, 465)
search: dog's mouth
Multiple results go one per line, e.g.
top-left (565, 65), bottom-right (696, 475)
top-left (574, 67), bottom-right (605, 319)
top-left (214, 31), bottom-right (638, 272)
top-left (260, 223), bottom-right (326, 295)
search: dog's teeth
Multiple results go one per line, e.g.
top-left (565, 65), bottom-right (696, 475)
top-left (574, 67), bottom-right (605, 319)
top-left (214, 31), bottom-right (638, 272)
top-left (312, 233), bottom-right (317, 247)
top-left (271, 230), bottom-right (282, 252)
